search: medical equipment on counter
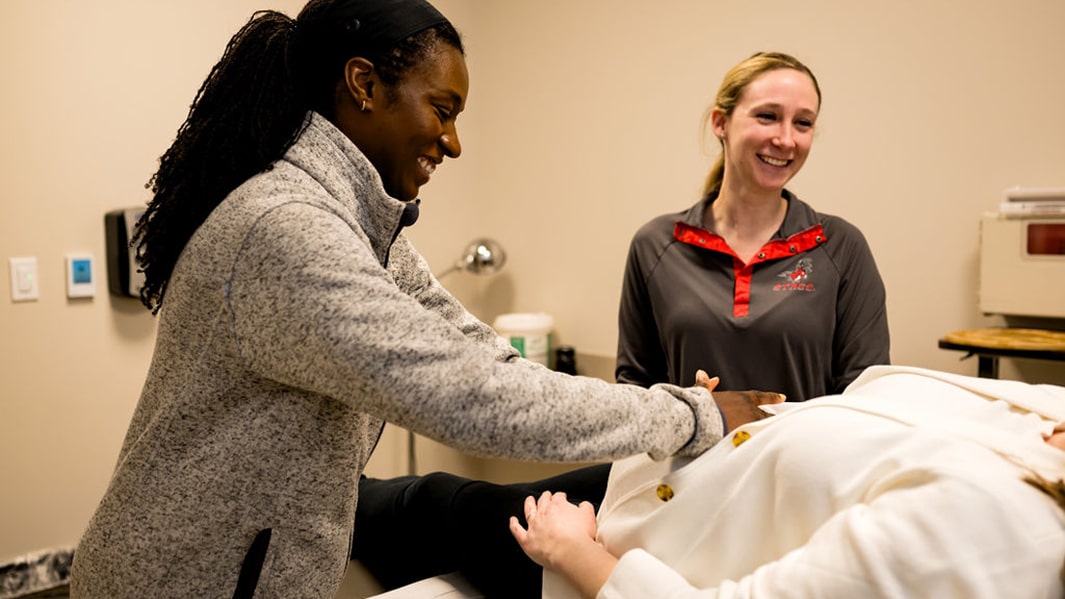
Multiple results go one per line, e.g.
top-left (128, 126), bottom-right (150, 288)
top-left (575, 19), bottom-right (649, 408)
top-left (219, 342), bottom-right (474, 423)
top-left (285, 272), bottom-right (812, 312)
top-left (979, 187), bottom-right (1065, 318)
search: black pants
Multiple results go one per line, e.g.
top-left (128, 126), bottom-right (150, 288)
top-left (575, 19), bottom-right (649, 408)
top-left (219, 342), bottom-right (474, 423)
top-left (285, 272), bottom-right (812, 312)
top-left (350, 463), bottom-right (611, 599)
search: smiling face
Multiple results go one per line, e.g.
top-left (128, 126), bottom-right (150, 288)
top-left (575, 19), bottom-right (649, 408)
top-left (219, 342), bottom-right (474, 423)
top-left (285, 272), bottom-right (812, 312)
top-left (714, 68), bottom-right (819, 195)
top-left (355, 43), bottom-right (468, 201)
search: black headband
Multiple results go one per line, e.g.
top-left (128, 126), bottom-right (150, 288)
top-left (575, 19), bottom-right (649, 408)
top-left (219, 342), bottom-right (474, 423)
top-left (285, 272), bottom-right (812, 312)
top-left (319, 0), bottom-right (449, 54)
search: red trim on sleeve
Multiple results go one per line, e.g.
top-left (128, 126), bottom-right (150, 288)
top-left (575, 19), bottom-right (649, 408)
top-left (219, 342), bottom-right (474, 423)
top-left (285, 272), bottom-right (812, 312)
top-left (673, 222), bottom-right (827, 318)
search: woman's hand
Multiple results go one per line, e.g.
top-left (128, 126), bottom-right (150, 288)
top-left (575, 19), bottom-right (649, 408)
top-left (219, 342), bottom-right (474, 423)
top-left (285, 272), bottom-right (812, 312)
top-left (1044, 421), bottom-right (1065, 451)
top-left (509, 491), bottom-right (616, 598)
top-left (509, 491), bottom-right (596, 569)
top-left (696, 369), bottom-right (786, 434)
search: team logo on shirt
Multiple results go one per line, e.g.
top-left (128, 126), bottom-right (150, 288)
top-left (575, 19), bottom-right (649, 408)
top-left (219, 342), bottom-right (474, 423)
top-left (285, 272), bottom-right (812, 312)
top-left (775, 258), bottom-right (814, 292)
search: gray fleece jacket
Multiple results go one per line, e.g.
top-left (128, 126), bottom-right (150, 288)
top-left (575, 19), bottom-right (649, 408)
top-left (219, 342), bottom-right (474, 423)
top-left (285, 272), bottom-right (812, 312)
top-left (70, 113), bottom-right (723, 598)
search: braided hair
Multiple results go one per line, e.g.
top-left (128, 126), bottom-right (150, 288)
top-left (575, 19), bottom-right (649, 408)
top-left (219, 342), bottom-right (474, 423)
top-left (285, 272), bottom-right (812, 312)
top-left (135, 0), bottom-right (463, 313)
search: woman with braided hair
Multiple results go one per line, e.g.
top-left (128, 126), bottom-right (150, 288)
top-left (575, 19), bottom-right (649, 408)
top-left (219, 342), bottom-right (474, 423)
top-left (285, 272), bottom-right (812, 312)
top-left (70, 2), bottom-right (782, 597)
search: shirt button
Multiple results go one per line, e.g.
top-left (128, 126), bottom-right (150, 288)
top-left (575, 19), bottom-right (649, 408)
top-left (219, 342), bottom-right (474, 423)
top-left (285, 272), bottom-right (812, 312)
top-left (789, 246), bottom-right (797, 253)
top-left (732, 430), bottom-right (751, 447)
top-left (656, 484), bottom-right (675, 502)
top-left (757, 252), bottom-right (765, 259)
top-left (815, 235), bottom-right (823, 243)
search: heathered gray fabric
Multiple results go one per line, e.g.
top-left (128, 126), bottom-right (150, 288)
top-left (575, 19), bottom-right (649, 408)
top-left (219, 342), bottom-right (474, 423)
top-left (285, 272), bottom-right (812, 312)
top-left (70, 113), bottom-right (723, 598)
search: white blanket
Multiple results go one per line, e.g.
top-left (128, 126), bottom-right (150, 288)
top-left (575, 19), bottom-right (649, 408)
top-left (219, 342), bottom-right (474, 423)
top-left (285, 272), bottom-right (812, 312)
top-left (547, 365), bottom-right (1065, 598)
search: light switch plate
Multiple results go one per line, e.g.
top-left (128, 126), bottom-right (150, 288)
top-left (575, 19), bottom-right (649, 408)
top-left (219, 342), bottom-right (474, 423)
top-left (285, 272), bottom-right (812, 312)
top-left (9, 257), bottom-right (39, 302)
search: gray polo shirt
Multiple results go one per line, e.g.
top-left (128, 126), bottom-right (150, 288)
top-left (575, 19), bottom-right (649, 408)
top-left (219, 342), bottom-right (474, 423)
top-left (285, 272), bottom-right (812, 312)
top-left (616, 190), bottom-right (890, 400)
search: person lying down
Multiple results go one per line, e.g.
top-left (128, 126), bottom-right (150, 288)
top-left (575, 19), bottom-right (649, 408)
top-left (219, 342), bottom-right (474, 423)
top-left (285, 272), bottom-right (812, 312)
top-left (511, 365), bottom-right (1065, 599)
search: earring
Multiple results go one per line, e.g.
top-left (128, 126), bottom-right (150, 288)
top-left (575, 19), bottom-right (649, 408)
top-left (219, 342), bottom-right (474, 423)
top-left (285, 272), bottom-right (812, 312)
top-left (361, 99), bottom-right (368, 111)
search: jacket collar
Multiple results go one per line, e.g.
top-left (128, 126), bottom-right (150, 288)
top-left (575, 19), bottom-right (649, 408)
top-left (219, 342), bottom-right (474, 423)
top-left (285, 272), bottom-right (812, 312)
top-left (284, 113), bottom-right (417, 265)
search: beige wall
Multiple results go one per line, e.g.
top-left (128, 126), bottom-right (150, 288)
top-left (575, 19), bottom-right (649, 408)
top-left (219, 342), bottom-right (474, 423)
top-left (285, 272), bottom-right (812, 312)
top-left (3, 0), bottom-right (1064, 563)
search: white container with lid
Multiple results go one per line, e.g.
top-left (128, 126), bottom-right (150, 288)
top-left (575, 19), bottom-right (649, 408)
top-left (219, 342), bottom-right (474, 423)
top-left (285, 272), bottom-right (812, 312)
top-left (493, 312), bottom-right (554, 367)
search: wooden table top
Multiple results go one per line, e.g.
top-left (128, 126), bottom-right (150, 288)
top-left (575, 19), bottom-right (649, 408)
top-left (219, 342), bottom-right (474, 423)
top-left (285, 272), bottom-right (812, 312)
top-left (941, 328), bottom-right (1065, 351)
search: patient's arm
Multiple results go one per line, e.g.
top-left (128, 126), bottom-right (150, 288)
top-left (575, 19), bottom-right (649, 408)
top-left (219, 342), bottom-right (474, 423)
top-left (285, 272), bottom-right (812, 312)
top-left (510, 491), bottom-right (616, 599)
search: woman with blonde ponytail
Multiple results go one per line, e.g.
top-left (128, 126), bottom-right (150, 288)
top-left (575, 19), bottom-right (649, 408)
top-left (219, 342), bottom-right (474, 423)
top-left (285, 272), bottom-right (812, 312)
top-left (617, 51), bottom-right (888, 403)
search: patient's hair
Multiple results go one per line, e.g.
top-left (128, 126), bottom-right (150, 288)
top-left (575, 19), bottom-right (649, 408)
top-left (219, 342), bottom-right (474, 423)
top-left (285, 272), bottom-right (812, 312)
top-left (701, 51), bottom-right (822, 196)
top-left (1024, 473), bottom-right (1065, 583)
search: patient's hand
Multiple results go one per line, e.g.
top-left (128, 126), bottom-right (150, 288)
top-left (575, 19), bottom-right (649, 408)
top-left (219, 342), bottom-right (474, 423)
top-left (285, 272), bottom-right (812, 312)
top-left (510, 492), bottom-right (597, 569)
top-left (697, 370), bottom-right (785, 434)
top-left (1045, 421), bottom-right (1065, 451)
top-left (510, 492), bottom-right (616, 598)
